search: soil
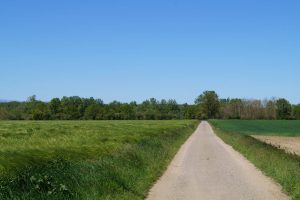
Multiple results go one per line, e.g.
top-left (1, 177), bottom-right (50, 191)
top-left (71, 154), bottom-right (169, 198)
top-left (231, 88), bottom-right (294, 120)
top-left (252, 135), bottom-right (300, 156)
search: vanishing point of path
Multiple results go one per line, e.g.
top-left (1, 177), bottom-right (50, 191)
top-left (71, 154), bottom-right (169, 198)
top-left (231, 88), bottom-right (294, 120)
top-left (146, 121), bottom-right (289, 200)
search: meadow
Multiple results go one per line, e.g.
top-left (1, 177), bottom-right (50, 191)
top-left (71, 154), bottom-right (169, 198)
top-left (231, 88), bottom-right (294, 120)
top-left (209, 120), bottom-right (300, 200)
top-left (0, 120), bottom-right (198, 199)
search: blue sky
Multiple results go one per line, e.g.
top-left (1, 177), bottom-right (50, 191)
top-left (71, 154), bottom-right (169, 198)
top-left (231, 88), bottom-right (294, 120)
top-left (1, 1), bottom-right (299, 103)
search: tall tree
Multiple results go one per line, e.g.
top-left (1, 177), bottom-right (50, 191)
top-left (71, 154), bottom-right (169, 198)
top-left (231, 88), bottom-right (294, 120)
top-left (195, 91), bottom-right (220, 119)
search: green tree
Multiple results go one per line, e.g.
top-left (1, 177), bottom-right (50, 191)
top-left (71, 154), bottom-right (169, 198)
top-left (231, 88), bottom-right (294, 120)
top-left (32, 102), bottom-right (50, 120)
top-left (195, 91), bottom-right (220, 119)
top-left (27, 95), bottom-right (37, 102)
top-left (25, 95), bottom-right (50, 120)
top-left (25, 95), bottom-right (37, 115)
top-left (0, 107), bottom-right (9, 120)
top-left (84, 104), bottom-right (103, 120)
top-left (292, 104), bottom-right (300, 119)
top-left (167, 99), bottom-right (180, 119)
top-left (182, 104), bottom-right (197, 119)
top-left (276, 98), bottom-right (292, 119)
top-left (49, 98), bottom-right (62, 118)
top-left (61, 96), bottom-right (83, 119)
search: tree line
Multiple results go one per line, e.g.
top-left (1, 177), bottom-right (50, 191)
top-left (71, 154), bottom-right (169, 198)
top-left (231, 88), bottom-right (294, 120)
top-left (195, 91), bottom-right (300, 120)
top-left (0, 92), bottom-right (299, 120)
top-left (0, 95), bottom-right (197, 120)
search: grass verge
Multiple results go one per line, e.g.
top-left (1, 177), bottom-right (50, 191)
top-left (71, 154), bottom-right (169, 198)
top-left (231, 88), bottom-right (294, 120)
top-left (0, 120), bottom-right (198, 199)
top-left (209, 120), bottom-right (300, 200)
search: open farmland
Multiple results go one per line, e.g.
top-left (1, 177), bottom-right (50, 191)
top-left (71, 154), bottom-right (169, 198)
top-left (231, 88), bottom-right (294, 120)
top-left (0, 120), bottom-right (198, 199)
top-left (210, 120), bottom-right (300, 199)
top-left (210, 120), bottom-right (300, 156)
top-left (252, 135), bottom-right (300, 156)
top-left (209, 120), bottom-right (300, 136)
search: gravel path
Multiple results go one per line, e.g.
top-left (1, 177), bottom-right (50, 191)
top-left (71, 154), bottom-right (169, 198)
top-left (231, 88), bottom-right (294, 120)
top-left (146, 121), bottom-right (289, 200)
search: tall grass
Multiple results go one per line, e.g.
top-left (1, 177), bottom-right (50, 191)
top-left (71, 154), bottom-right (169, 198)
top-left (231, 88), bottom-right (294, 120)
top-left (210, 120), bottom-right (300, 200)
top-left (0, 120), bottom-right (198, 199)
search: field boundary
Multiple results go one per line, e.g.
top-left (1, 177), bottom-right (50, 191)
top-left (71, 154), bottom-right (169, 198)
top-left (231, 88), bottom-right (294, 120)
top-left (209, 121), bottom-right (300, 200)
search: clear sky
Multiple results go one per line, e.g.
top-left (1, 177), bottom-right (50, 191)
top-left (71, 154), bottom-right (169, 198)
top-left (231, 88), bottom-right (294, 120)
top-left (1, 0), bottom-right (299, 103)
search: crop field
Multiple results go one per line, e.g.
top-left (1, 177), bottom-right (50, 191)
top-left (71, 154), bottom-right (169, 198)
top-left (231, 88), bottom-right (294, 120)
top-left (210, 120), bottom-right (300, 156)
top-left (210, 120), bottom-right (300, 136)
top-left (0, 120), bottom-right (198, 199)
top-left (209, 120), bottom-right (300, 199)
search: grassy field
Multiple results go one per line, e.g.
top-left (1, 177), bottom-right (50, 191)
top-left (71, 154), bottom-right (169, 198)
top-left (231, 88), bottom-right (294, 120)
top-left (210, 120), bottom-right (300, 136)
top-left (0, 120), bottom-right (198, 199)
top-left (210, 120), bottom-right (300, 200)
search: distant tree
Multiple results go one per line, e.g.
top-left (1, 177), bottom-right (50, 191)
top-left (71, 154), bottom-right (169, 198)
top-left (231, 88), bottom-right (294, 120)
top-left (61, 96), bottom-right (83, 119)
top-left (105, 101), bottom-right (123, 120)
top-left (265, 99), bottom-right (277, 120)
top-left (220, 98), bottom-right (243, 119)
top-left (84, 104), bottom-right (103, 120)
top-left (121, 103), bottom-right (137, 120)
top-left (292, 104), bottom-right (300, 119)
top-left (195, 91), bottom-right (220, 119)
top-left (157, 99), bottom-right (168, 119)
top-left (1, 101), bottom-right (26, 119)
top-left (1, 94), bottom-right (299, 121)
top-left (25, 95), bottom-right (51, 119)
top-left (230, 99), bottom-right (243, 119)
top-left (167, 99), bottom-right (179, 111)
top-left (96, 99), bottom-right (104, 105)
top-left (182, 104), bottom-right (197, 119)
top-left (32, 102), bottom-right (50, 120)
top-left (79, 97), bottom-right (98, 117)
top-left (0, 107), bottom-right (9, 120)
top-left (137, 98), bottom-right (159, 120)
top-left (25, 95), bottom-right (37, 115)
top-left (27, 95), bottom-right (37, 102)
top-left (49, 98), bottom-right (62, 118)
top-left (244, 100), bottom-right (265, 119)
top-left (276, 98), bottom-right (292, 119)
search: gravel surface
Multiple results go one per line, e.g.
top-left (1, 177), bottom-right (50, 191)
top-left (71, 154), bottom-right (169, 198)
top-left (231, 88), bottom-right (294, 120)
top-left (146, 121), bottom-right (289, 200)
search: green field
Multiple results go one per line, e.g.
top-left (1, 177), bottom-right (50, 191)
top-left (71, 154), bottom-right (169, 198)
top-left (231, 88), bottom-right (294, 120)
top-left (210, 120), bottom-right (300, 136)
top-left (0, 120), bottom-right (198, 199)
top-left (209, 120), bottom-right (300, 199)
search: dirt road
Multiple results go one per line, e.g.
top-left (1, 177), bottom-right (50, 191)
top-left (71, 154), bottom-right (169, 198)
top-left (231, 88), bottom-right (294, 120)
top-left (146, 121), bottom-right (289, 200)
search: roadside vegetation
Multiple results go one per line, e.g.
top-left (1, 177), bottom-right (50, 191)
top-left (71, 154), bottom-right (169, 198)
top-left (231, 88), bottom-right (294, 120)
top-left (0, 120), bottom-right (198, 199)
top-left (210, 120), bottom-right (300, 200)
